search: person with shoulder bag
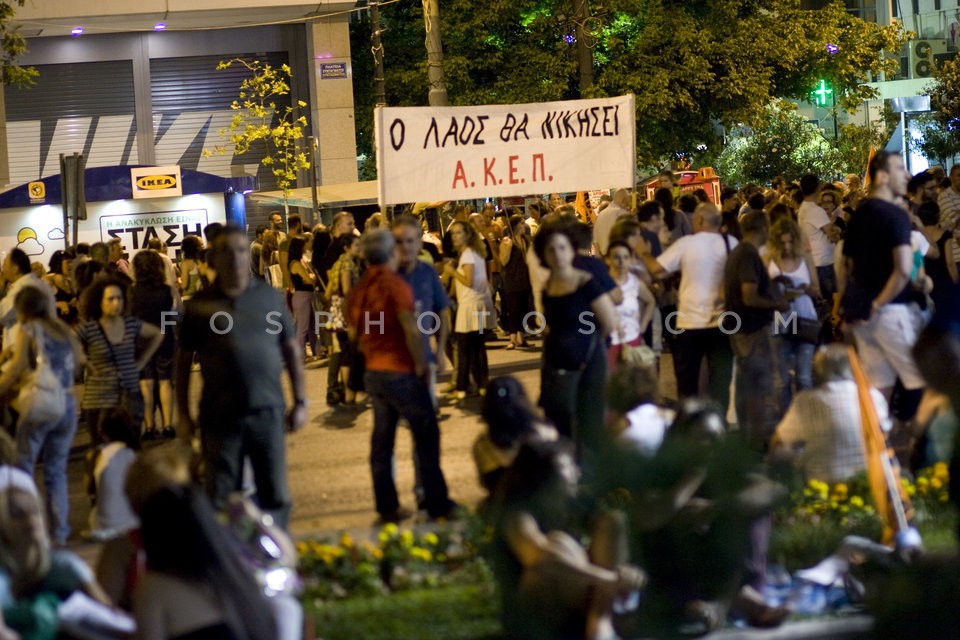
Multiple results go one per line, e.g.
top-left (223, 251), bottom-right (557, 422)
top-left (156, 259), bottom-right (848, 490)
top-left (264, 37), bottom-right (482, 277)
top-left (0, 286), bottom-right (84, 546)
top-left (75, 277), bottom-right (163, 446)
top-left (766, 218), bottom-right (823, 414)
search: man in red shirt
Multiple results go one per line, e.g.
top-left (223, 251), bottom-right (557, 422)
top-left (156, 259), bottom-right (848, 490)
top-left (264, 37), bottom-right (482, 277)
top-left (348, 230), bottom-right (457, 523)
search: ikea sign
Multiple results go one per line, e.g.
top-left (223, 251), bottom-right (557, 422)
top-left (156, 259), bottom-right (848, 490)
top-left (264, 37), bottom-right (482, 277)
top-left (131, 166), bottom-right (182, 199)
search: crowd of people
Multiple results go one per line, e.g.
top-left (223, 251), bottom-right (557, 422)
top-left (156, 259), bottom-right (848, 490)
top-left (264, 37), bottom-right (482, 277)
top-left (0, 153), bottom-right (957, 637)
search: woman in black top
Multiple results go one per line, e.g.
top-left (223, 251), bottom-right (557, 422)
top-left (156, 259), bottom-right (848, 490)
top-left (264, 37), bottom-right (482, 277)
top-left (288, 236), bottom-right (319, 362)
top-left (131, 250), bottom-right (177, 439)
top-left (498, 214), bottom-right (534, 349)
top-left (534, 221), bottom-right (617, 454)
top-left (45, 250), bottom-right (78, 325)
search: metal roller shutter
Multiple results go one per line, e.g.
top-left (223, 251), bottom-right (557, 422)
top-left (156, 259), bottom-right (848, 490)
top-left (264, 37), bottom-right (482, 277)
top-left (5, 60), bottom-right (137, 185)
top-left (150, 52), bottom-right (290, 188)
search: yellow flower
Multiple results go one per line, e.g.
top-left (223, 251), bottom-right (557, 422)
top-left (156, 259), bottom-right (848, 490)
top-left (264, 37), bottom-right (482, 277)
top-left (423, 533), bottom-right (439, 547)
top-left (400, 531), bottom-right (415, 547)
top-left (931, 478), bottom-right (943, 491)
top-left (410, 547), bottom-right (433, 562)
top-left (850, 496), bottom-right (865, 508)
top-left (834, 483), bottom-right (848, 495)
top-left (383, 523), bottom-right (399, 536)
top-left (296, 541), bottom-right (308, 555)
top-left (339, 533), bottom-right (354, 549)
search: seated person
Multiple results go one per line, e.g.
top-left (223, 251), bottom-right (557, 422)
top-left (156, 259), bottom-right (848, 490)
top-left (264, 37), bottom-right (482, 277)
top-left (0, 466), bottom-right (116, 638)
top-left (486, 440), bottom-right (646, 640)
top-left (133, 485), bottom-right (277, 640)
top-left (473, 376), bottom-right (558, 495)
top-left (605, 363), bottom-right (674, 457)
top-left (87, 409), bottom-right (139, 542)
top-left (771, 344), bottom-right (891, 483)
top-left (636, 400), bottom-right (789, 635)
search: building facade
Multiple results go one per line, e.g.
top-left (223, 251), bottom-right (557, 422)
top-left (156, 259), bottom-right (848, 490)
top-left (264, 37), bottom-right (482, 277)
top-left (3, 1), bottom-right (359, 224)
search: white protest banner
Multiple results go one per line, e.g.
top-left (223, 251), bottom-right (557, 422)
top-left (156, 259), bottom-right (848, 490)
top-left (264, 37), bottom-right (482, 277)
top-left (375, 94), bottom-right (635, 204)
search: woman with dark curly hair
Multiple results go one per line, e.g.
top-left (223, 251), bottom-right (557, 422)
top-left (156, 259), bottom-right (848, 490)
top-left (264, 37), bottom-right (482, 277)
top-left (76, 277), bottom-right (163, 442)
top-left (45, 249), bottom-right (78, 325)
top-left (473, 376), bottom-right (557, 495)
top-left (131, 251), bottom-right (177, 439)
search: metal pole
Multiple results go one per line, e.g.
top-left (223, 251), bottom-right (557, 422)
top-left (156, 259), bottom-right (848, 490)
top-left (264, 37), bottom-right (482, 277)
top-left (422, 0), bottom-right (449, 106)
top-left (574, 0), bottom-right (594, 92)
top-left (832, 90), bottom-right (838, 141)
top-left (308, 136), bottom-right (319, 226)
top-left (371, 1), bottom-right (387, 108)
top-left (59, 153), bottom-right (69, 249)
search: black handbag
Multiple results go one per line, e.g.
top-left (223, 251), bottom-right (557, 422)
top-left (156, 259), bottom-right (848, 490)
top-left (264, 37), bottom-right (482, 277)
top-left (97, 321), bottom-right (146, 427)
top-left (794, 316), bottom-right (823, 345)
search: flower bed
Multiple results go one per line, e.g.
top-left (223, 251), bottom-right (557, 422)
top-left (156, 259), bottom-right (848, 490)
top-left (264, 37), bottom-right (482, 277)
top-left (297, 521), bottom-right (490, 603)
top-left (770, 463), bottom-right (955, 571)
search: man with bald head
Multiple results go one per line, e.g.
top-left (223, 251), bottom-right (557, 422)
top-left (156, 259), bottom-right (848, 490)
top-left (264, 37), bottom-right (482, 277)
top-left (639, 202), bottom-right (737, 409)
top-left (592, 188), bottom-right (633, 256)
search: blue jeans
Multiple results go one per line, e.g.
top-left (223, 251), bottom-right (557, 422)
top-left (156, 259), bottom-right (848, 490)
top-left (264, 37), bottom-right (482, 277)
top-left (199, 405), bottom-right (291, 529)
top-left (365, 371), bottom-right (452, 517)
top-left (778, 338), bottom-right (815, 414)
top-left (16, 395), bottom-right (78, 545)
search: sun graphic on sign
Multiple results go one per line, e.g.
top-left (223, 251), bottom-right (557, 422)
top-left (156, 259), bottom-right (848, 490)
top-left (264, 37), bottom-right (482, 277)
top-left (15, 227), bottom-right (44, 256)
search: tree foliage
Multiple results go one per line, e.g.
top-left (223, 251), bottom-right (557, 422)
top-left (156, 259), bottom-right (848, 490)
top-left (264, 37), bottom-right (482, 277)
top-left (207, 59), bottom-right (310, 209)
top-left (0, 1), bottom-right (37, 87)
top-left (915, 113), bottom-right (960, 168)
top-left (713, 103), bottom-right (842, 186)
top-left (710, 103), bottom-right (890, 187)
top-left (921, 54), bottom-right (960, 166)
top-left (351, 0), bottom-right (908, 170)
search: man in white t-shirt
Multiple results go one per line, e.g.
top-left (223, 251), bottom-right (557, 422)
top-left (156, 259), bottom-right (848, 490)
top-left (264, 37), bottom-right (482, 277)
top-left (797, 173), bottom-right (840, 302)
top-left (592, 188), bottom-right (633, 256)
top-left (639, 202), bottom-right (736, 409)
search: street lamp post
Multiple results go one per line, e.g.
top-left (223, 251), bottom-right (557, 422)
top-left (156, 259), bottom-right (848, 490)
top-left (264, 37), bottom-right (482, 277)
top-left (574, 0), bottom-right (594, 92)
top-left (371, 1), bottom-right (386, 107)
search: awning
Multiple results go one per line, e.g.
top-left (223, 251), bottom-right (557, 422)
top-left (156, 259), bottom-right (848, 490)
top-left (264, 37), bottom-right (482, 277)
top-left (249, 180), bottom-right (379, 209)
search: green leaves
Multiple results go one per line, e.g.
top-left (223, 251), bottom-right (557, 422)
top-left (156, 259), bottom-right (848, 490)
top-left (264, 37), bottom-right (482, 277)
top-left (0, 1), bottom-right (36, 88)
top-left (922, 55), bottom-right (960, 165)
top-left (350, 0), bottom-right (907, 172)
top-left (206, 58), bottom-right (311, 201)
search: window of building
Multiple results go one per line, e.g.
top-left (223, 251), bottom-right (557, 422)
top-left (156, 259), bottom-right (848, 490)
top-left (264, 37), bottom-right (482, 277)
top-left (846, 0), bottom-right (878, 22)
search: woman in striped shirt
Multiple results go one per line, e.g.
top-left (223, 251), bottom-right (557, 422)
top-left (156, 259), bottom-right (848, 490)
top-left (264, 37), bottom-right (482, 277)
top-left (76, 277), bottom-right (163, 443)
